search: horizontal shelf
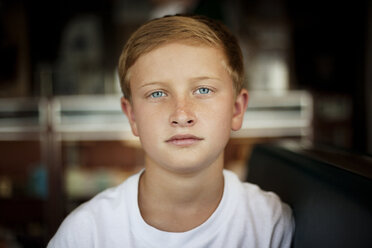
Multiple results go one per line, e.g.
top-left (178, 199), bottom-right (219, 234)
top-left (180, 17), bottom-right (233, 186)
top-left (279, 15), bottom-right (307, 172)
top-left (0, 91), bottom-right (312, 140)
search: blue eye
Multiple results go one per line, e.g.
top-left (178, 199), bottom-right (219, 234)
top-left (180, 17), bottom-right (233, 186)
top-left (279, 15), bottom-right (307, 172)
top-left (150, 91), bottom-right (165, 98)
top-left (196, 88), bottom-right (211, 94)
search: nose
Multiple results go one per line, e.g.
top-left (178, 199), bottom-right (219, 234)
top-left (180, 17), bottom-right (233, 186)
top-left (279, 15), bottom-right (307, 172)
top-left (169, 98), bottom-right (196, 127)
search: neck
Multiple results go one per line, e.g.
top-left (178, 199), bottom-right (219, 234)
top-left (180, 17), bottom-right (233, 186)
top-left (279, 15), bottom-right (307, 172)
top-left (138, 154), bottom-right (225, 232)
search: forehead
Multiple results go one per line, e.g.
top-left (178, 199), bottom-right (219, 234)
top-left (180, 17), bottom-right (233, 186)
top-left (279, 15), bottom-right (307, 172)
top-left (135, 38), bottom-right (225, 65)
top-left (128, 42), bottom-right (231, 86)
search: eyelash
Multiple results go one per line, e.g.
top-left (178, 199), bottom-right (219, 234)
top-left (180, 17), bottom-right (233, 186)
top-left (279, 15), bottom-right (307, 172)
top-left (194, 87), bottom-right (213, 95)
top-left (149, 91), bottom-right (167, 98)
top-left (146, 86), bottom-right (214, 99)
top-left (149, 90), bottom-right (165, 98)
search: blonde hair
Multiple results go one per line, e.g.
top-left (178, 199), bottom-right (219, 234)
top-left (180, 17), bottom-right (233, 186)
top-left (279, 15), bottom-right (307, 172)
top-left (118, 15), bottom-right (244, 99)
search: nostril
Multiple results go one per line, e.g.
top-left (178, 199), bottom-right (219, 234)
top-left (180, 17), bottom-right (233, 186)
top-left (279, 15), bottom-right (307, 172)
top-left (187, 120), bottom-right (193, 124)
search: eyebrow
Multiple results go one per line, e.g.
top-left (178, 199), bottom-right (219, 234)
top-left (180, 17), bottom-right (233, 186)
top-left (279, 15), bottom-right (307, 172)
top-left (189, 76), bottom-right (221, 83)
top-left (139, 76), bottom-right (221, 89)
top-left (138, 81), bottom-right (166, 89)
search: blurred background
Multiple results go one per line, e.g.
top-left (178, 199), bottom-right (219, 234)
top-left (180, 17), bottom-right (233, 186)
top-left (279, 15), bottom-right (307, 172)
top-left (0, 0), bottom-right (371, 247)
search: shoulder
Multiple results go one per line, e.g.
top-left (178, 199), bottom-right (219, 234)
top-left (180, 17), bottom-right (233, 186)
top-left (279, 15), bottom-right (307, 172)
top-left (225, 170), bottom-right (291, 220)
top-left (242, 182), bottom-right (295, 246)
top-left (224, 170), bottom-right (294, 247)
top-left (243, 182), bottom-right (290, 217)
top-left (76, 170), bottom-right (139, 217)
top-left (47, 201), bottom-right (99, 247)
top-left (47, 171), bottom-right (141, 248)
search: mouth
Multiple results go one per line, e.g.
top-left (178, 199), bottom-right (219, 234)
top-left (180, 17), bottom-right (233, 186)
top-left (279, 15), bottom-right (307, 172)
top-left (165, 134), bottom-right (204, 146)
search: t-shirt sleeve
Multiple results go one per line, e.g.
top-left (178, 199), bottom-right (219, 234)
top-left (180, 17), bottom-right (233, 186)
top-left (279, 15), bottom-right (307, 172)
top-left (47, 205), bottom-right (97, 248)
top-left (270, 201), bottom-right (295, 248)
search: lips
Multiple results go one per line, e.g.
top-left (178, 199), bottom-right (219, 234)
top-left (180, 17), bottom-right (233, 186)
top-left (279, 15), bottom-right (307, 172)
top-left (165, 134), bottom-right (204, 146)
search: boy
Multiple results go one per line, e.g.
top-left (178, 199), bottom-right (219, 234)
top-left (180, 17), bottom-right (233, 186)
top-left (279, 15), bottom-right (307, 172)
top-left (48, 15), bottom-right (294, 247)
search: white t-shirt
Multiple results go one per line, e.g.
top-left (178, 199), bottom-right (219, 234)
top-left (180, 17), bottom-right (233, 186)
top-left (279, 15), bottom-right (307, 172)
top-left (48, 170), bottom-right (294, 248)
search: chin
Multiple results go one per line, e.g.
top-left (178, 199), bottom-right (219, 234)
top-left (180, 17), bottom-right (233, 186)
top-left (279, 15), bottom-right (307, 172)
top-left (162, 155), bottom-right (222, 175)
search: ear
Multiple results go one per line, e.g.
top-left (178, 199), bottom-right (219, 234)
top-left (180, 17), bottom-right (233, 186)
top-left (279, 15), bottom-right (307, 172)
top-left (231, 89), bottom-right (249, 131)
top-left (120, 97), bottom-right (139, 136)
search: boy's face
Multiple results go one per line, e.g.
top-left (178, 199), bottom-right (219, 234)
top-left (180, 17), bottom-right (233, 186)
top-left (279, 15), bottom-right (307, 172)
top-left (121, 42), bottom-right (248, 174)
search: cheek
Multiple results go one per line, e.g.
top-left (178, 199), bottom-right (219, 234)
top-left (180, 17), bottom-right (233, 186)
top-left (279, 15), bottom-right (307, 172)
top-left (199, 99), bottom-right (233, 133)
top-left (134, 105), bottom-right (167, 138)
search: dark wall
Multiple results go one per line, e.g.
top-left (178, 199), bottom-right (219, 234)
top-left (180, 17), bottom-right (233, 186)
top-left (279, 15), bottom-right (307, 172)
top-left (286, 1), bottom-right (369, 153)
